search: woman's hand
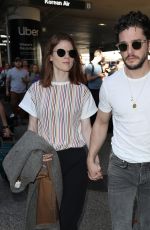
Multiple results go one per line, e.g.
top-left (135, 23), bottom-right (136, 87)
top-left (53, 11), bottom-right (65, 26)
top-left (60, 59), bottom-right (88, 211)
top-left (3, 127), bottom-right (13, 138)
top-left (42, 153), bottom-right (53, 162)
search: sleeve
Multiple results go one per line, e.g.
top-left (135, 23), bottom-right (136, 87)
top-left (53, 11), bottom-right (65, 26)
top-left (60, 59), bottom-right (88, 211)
top-left (19, 90), bottom-right (37, 117)
top-left (6, 69), bottom-right (11, 79)
top-left (98, 82), bottom-right (112, 113)
top-left (85, 64), bottom-right (92, 75)
top-left (81, 91), bottom-right (98, 120)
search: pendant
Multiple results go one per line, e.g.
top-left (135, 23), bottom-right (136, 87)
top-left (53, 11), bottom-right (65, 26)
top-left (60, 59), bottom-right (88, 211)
top-left (132, 103), bottom-right (137, 109)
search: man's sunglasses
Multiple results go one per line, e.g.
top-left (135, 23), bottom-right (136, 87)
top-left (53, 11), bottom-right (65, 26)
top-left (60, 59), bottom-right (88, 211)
top-left (116, 39), bottom-right (147, 52)
top-left (53, 48), bottom-right (77, 58)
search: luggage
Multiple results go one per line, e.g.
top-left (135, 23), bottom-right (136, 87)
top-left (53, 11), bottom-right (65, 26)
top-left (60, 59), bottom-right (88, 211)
top-left (0, 137), bottom-right (14, 179)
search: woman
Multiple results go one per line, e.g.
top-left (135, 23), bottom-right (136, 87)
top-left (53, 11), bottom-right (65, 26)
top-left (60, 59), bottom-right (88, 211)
top-left (19, 32), bottom-right (97, 230)
top-left (28, 64), bottom-right (40, 87)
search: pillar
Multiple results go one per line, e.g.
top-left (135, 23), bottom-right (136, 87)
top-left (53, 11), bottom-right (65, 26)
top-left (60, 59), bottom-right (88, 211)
top-left (8, 6), bottom-right (41, 66)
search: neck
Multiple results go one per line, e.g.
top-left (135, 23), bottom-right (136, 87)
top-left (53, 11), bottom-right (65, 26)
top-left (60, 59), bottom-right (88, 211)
top-left (53, 70), bottom-right (69, 82)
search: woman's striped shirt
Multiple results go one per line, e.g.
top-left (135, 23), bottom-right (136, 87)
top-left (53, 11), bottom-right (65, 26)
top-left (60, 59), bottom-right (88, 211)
top-left (19, 81), bottom-right (97, 150)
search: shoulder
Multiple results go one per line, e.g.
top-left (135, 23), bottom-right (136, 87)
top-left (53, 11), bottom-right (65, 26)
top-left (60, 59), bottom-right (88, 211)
top-left (75, 83), bottom-right (92, 98)
top-left (85, 63), bottom-right (92, 70)
top-left (8, 67), bottom-right (14, 73)
top-left (21, 68), bottom-right (28, 74)
top-left (103, 68), bottom-right (124, 85)
top-left (28, 81), bottom-right (41, 91)
top-left (75, 83), bottom-right (89, 91)
top-left (7, 67), bottom-right (14, 76)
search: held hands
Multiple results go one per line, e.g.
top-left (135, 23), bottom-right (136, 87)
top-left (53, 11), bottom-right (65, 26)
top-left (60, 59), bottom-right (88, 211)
top-left (87, 154), bottom-right (103, 181)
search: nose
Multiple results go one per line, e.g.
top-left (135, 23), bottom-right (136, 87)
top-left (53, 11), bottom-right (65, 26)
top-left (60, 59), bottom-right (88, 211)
top-left (64, 51), bottom-right (70, 58)
top-left (127, 43), bottom-right (134, 54)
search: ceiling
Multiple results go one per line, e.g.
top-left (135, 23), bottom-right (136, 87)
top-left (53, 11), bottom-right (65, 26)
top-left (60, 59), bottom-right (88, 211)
top-left (0, 0), bottom-right (150, 53)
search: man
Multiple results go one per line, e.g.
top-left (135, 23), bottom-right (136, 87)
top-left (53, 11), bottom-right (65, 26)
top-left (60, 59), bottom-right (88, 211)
top-left (6, 57), bottom-right (29, 122)
top-left (87, 11), bottom-right (150, 230)
top-left (85, 49), bottom-right (105, 124)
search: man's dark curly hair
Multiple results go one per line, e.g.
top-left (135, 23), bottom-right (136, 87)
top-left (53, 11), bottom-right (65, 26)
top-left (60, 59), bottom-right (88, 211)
top-left (114, 11), bottom-right (150, 43)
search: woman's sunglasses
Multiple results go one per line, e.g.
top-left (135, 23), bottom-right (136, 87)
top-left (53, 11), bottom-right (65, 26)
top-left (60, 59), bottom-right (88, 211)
top-left (116, 39), bottom-right (147, 52)
top-left (53, 48), bottom-right (77, 58)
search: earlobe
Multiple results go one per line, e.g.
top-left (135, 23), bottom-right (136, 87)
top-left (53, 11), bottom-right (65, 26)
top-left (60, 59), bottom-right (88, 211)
top-left (49, 55), bottom-right (53, 62)
top-left (148, 40), bottom-right (150, 53)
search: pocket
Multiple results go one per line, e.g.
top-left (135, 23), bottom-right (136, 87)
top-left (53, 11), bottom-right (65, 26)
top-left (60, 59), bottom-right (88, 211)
top-left (108, 153), bottom-right (128, 176)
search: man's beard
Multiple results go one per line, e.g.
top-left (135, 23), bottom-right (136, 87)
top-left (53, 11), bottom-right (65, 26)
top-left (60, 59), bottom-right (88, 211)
top-left (123, 53), bottom-right (148, 70)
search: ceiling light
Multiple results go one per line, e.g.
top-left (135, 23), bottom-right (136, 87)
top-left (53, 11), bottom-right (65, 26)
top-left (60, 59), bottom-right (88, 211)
top-left (0, 43), bottom-right (6, 46)
top-left (98, 23), bottom-right (106, 26)
top-left (0, 35), bottom-right (7, 38)
top-left (42, 27), bottom-right (46, 32)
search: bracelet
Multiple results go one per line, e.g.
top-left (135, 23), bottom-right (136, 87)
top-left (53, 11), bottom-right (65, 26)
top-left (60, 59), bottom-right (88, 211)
top-left (3, 125), bottom-right (9, 129)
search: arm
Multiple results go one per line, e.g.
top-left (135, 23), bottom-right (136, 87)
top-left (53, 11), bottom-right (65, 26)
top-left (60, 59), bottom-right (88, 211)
top-left (87, 109), bottom-right (111, 180)
top-left (81, 117), bottom-right (92, 149)
top-left (6, 77), bottom-right (10, 96)
top-left (0, 101), bottom-right (13, 137)
top-left (97, 72), bottom-right (105, 79)
top-left (22, 75), bottom-right (30, 84)
top-left (86, 68), bottom-right (105, 82)
top-left (28, 115), bottom-right (38, 133)
top-left (28, 115), bottom-right (52, 162)
top-left (87, 73), bottom-right (98, 82)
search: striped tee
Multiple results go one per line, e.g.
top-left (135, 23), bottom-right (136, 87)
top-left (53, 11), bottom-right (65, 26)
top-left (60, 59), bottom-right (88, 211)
top-left (19, 81), bottom-right (97, 150)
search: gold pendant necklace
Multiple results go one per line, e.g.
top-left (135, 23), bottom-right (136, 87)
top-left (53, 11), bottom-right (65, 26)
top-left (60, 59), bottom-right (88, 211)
top-left (126, 75), bottom-right (148, 109)
top-left (131, 97), bottom-right (137, 109)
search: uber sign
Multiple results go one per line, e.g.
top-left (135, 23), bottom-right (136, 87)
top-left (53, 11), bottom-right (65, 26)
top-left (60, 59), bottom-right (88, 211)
top-left (30, 0), bottom-right (92, 10)
top-left (8, 19), bottom-right (41, 64)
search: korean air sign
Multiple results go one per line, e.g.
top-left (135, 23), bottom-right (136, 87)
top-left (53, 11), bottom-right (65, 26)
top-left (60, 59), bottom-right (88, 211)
top-left (30, 0), bottom-right (92, 10)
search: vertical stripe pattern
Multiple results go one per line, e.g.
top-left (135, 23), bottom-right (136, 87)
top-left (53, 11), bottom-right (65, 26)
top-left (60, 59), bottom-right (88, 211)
top-left (28, 82), bottom-right (90, 150)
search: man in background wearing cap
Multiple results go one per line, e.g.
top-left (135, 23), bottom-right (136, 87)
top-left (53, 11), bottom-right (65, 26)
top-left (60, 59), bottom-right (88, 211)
top-left (6, 57), bottom-right (29, 123)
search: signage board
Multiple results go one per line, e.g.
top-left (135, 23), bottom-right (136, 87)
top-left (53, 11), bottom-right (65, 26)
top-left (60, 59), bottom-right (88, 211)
top-left (8, 19), bottom-right (41, 65)
top-left (30, 0), bottom-right (92, 10)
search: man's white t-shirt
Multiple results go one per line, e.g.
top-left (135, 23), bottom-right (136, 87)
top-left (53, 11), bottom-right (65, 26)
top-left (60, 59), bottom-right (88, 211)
top-left (99, 68), bottom-right (150, 163)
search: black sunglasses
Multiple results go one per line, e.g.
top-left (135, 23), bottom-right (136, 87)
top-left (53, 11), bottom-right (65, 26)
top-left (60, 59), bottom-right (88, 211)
top-left (53, 48), bottom-right (77, 58)
top-left (116, 39), bottom-right (147, 52)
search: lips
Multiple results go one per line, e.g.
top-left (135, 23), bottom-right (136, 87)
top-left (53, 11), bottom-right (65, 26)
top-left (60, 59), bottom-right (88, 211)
top-left (126, 55), bottom-right (138, 61)
top-left (62, 62), bottom-right (70, 65)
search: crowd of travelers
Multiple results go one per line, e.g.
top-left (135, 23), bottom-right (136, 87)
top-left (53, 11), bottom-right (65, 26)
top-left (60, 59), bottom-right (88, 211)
top-left (0, 58), bottom-right (40, 137)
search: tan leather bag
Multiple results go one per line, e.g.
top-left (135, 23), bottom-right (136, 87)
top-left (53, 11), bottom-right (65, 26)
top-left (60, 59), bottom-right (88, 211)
top-left (36, 162), bottom-right (58, 225)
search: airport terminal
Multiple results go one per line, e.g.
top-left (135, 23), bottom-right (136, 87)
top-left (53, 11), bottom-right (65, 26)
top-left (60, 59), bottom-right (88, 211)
top-left (0, 1), bottom-right (149, 230)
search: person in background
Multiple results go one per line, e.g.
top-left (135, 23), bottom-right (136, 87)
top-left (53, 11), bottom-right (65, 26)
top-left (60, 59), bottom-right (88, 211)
top-left (87, 11), bottom-right (150, 230)
top-left (0, 63), bottom-right (11, 98)
top-left (6, 57), bottom-right (29, 123)
top-left (117, 59), bottom-right (124, 69)
top-left (28, 64), bottom-right (40, 87)
top-left (22, 59), bottom-right (30, 73)
top-left (101, 61), bottom-right (112, 76)
top-left (0, 101), bottom-right (13, 138)
top-left (85, 49), bottom-right (105, 124)
top-left (19, 32), bottom-right (97, 230)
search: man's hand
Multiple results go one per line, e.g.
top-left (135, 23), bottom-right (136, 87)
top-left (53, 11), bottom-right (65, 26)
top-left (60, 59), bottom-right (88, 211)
top-left (87, 155), bottom-right (103, 180)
